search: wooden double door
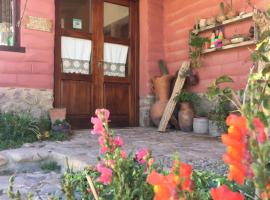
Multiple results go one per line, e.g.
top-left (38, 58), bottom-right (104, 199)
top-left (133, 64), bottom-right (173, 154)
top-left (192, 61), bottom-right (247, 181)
top-left (54, 0), bottom-right (139, 129)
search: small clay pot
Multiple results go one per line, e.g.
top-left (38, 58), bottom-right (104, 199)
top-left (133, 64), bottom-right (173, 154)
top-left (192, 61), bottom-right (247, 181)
top-left (178, 102), bottom-right (194, 132)
top-left (226, 10), bottom-right (238, 19)
top-left (216, 14), bottom-right (227, 23)
top-left (49, 108), bottom-right (66, 124)
top-left (206, 17), bottom-right (216, 26)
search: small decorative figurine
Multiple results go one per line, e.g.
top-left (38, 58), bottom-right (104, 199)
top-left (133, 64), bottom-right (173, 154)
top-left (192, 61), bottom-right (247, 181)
top-left (210, 28), bottom-right (224, 49)
top-left (210, 31), bottom-right (216, 48)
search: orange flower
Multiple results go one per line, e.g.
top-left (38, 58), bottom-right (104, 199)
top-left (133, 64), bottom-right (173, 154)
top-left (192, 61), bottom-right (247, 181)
top-left (222, 115), bottom-right (250, 185)
top-left (147, 171), bottom-right (172, 200)
top-left (211, 185), bottom-right (244, 200)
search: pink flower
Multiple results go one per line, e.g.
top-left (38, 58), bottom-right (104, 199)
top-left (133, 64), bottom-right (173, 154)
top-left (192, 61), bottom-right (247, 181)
top-left (98, 136), bottom-right (109, 153)
top-left (114, 136), bottom-right (124, 147)
top-left (136, 148), bottom-right (148, 164)
top-left (253, 118), bottom-right (267, 144)
top-left (91, 117), bottom-right (104, 135)
top-left (120, 150), bottom-right (127, 159)
top-left (96, 163), bottom-right (112, 185)
top-left (95, 109), bottom-right (110, 121)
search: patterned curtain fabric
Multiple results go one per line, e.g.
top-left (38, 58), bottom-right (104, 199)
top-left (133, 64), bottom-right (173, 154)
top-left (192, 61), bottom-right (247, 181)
top-left (61, 36), bottom-right (92, 75)
top-left (103, 42), bottom-right (128, 77)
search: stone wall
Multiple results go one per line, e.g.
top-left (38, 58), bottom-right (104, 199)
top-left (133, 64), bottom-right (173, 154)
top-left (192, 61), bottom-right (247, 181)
top-left (139, 95), bottom-right (155, 127)
top-left (0, 87), bottom-right (53, 118)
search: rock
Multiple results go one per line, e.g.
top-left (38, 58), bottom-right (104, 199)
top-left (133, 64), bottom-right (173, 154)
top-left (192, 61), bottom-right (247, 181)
top-left (0, 154), bottom-right (8, 167)
top-left (5, 148), bottom-right (49, 163)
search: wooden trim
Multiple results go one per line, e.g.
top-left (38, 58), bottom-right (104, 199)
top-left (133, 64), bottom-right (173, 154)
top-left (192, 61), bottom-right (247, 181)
top-left (0, 45), bottom-right (25, 52)
top-left (0, 0), bottom-right (25, 53)
top-left (104, 37), bottom-right (129, 45)
top-left (61, 29), bottom-right (93, 40)
top-left (104, 0), bottom-right (129, 7)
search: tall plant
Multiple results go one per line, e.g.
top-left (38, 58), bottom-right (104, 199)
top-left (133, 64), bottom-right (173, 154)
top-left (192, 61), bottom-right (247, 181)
top-left (207, 6), bottom-right (270, 199)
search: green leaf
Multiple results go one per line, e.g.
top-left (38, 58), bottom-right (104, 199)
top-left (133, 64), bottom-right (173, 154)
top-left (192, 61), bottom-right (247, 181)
top-left (215, 75), bottom-right (234, 85)
top-left (257, 112), bottom-right (269, 126)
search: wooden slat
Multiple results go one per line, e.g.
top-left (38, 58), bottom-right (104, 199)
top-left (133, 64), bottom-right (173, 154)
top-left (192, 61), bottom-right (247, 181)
top-left (158, 61), bottom-right (190, 132)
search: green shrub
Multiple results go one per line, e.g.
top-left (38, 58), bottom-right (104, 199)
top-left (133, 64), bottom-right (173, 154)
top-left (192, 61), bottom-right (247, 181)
top-left (0, 112), bottom-right (68, 150)
top-left (41, 161), bottom-right (61, 172)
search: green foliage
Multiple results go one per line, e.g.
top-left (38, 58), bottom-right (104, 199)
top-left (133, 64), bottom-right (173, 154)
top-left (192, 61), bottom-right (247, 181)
top-left (192, 171), bottom-right (255, 200)
top-left (0, 112), bottom-right (68, 150)
top-left (41, 161), bottom-right (61, 172)
top-left (189, 35), bottom-right (210, 69)
top-left (158, 60), bottom-right (169, 75)
top-left (219, 2), bottom-right (225, 14)
top-left (174, 91), bottom-right (200, 104)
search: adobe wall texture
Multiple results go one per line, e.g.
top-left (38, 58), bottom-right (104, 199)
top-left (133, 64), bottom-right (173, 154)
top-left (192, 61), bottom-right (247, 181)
top-left (139, 0), bottom-right (266, 126)
top-left (0, 0), bottom-right (55, 116)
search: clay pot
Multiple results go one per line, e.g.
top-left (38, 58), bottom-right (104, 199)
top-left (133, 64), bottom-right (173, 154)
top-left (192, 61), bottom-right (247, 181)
top-left (226, 10), bottom-right (238, 19)
top-left (206, 17), bottom-right (216, 26)
top-left (216, 14), bottom-right (227, 23)
top-left (49, 108), bottom-right (66, 124)
top-left (150, 75), bottom-right (173, 126)
top-left (178, 102), bottom-right (194, 132)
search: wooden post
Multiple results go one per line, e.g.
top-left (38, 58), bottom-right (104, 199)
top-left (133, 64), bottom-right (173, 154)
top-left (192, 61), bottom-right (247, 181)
top-left (158, 61), bottom-right (190, 132)
top-left (86, 176), bottom-right (100, 200)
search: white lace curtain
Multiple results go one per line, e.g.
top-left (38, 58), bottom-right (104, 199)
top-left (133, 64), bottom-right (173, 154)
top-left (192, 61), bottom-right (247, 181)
top-left (103, 42), bottom-right (129, 77)
top-left (61, 36), bottom-right (92, 75)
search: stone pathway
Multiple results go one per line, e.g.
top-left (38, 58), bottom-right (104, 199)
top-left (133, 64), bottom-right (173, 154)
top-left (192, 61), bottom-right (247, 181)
top-left (0, 128), bottom-right (226, 199)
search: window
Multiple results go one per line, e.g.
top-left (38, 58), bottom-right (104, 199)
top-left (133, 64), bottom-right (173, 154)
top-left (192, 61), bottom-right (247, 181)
top-left (0, 0), bottom-right (25, 52)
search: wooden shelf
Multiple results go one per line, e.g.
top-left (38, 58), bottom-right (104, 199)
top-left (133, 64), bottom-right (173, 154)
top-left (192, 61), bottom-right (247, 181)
top-left (202, 40), bottom-right (256, 54)
top-left (192, 12), bottom-right (253, 34)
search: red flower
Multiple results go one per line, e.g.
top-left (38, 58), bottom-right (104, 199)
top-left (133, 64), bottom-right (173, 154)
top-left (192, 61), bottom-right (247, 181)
top-left (222, 115), bottom-right (250, 185)
top-left (136, 148), bottom-right (148, 164)
top-left (211, 185), bottom-right (244, 200)
top-left (96, 163), bottom-right (112, 185)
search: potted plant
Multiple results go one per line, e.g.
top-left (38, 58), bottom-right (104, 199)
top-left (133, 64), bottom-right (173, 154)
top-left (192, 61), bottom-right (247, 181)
top-left (208, 98), bottom-right (230, 137)
top-left (193, 101), bottom-right (209, 134)
top-left (150, 60), bottom-right (173, 126)
top-left (186, 35), bottom-right (210, 86)
top-left (216, 2), bottom-right (227, 23)
top-left (225, 0), bottom-right (238, 19)
top-left (49, 108), bottom-right (66, 124)
top-left (174, 91), bottom-right (199, 132)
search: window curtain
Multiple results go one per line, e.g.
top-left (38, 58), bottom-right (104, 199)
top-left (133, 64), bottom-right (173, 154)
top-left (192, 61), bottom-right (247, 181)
top-left (61, 36), bottom-right (92, 75)
top-left (0, 0), bottom-right (13, 46)
top-left (103, 42), bottom-right (128, 77)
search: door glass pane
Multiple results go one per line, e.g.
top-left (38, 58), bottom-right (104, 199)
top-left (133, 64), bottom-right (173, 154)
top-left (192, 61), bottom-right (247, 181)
top-left (61, 36), bottom-right (92, 75)
top-left (60, 0), bottom-right (92, 33)
top-left (103, 42), bottom-right (128, 77)
top-left (104, 2), bottom-right (129, 38)
top-left (0, 0), bottom-right (15, 46)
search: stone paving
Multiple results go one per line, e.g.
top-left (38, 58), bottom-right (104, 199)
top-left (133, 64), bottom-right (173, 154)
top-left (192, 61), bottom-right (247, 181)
top-left (0, 127), bottom-right (226, 199)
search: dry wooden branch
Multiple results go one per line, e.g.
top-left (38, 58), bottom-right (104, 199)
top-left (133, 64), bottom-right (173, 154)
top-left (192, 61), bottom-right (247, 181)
top-left (86, 176), bottom-right (100, 200)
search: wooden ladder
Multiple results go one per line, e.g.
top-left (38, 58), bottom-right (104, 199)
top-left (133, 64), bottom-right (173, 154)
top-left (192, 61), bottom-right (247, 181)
top-left (158, 61), bottom-right (190, 132)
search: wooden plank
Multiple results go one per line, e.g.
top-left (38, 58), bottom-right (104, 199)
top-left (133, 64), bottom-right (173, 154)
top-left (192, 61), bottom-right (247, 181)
top-left (202, 40), bottom-right (256, 54)
top-left (158, 61), bottom-right (190, 132)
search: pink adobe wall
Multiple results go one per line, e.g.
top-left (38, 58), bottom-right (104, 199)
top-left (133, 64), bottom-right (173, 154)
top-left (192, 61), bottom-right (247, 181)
top-left (139, 0), bottom-right (165, 96)
top-left (0, 0), bottom-right (55, 89)
top-left (163, 0), bottom-right (267, 92)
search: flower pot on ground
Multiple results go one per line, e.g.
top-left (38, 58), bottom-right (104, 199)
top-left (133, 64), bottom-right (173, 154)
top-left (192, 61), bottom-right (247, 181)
top-left (193, 106), bottom-right (209, 134)
top-left (49, 108), bottom-right (66, 124)
top-left (174, 91), bottom-right (199, 132)
top-left (150, 60), bottom-right (173, 126)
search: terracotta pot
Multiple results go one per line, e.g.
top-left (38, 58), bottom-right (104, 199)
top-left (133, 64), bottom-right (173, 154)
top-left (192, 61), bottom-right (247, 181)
top-left (150, 75), bottom-right (173, 126)
top-left (152, 75), bottom-right (174, 101)
top-left (226, 10), bottom-right (238, 19)
top-left (49, 108), bottom-right (66, 124)
top-left (216, 14), bottom-right (226, 23)
top-left (178, 102), bottom-right (194, 132)
top-left (150, 100), bottom-right (168, 126)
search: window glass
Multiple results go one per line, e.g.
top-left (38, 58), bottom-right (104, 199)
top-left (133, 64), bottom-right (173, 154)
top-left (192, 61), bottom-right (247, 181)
top-left (104, 2), bottom-right (129, 38)
top-left (60, 0), bottom-right (92, 33)
top-left (0, 0), bottom-right (15, 46)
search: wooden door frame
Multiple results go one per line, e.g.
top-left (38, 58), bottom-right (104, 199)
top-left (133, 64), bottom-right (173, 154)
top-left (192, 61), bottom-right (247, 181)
top-left (54, 0), bottom-right (140, 126)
